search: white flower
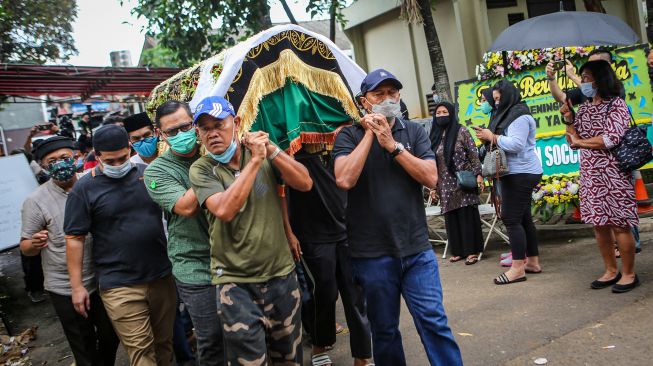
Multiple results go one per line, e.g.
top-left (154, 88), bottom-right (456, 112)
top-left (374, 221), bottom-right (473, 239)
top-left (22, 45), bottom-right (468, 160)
top-left (568, 183), bottom-right (579, 194)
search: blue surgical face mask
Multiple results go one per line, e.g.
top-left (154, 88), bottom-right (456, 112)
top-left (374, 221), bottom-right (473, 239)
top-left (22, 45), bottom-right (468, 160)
top-left (132, 136), bottom-right (158, 157)
top-left (479, 101), bottom-right (493, 115)
top-left (166, 129), bottom-right (198, 154)
top-left (580, 82), bottom-right (597, 98)
top-left (208, 124), bottom-right (237, 164)
top-left (101, 159), bottom-right (133, 179)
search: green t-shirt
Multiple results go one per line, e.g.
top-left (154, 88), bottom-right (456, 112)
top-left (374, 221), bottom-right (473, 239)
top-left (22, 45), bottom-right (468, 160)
top-left (144, 149), bottom-right (212, 285)
top-left (189, 150), bottom-right (295, 285)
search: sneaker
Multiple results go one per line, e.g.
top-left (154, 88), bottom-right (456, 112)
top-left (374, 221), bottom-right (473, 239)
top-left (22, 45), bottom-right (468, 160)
top-left (28, 290), bottom-right (46, 303)
top-left (500, 252), bottom-right (512, 260)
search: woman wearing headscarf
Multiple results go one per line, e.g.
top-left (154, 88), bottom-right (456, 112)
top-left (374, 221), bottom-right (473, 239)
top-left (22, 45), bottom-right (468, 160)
top-left (429, 102), bottom-right (484, 265)
top-left (480, 88), bottom-right (513, 266)
top-left (475, 80), bottom-right (543, 285)
top-left (561, 60), bottom-right (639, 293)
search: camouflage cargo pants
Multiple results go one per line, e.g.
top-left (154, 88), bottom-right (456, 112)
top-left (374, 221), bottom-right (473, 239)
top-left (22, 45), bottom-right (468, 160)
top-left (217, 273), bottom-right (302, 365)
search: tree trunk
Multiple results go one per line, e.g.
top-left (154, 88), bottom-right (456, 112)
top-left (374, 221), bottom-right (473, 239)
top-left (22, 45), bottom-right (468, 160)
top-left (416, 0), bottom-right (451, 101)
top-left (647, 0), bottom-right (653, 43)
top-left (329, 0), bottom-right (337, 42)
top-left (279, 0), bottom-right (298, 24)
top-left (583, 0), bottom-right (606, 13)
top-left (257, 1), bottom-right (273, 30)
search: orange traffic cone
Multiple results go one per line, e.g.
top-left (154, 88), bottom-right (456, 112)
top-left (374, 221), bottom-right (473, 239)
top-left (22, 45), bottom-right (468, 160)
top-left (634, 170), bottom-right (653, 214)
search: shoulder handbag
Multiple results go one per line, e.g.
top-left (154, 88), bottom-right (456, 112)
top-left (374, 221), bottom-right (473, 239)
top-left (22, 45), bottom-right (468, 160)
top-left (482, 139), bottom-right (508, 218)
top-left (481, 139), bottom-right (509, 178)
top-left (455, 170), bottom-right (477, 191)
top-left (609, 101), bottom-right (653, 172)
top-left (455, 133), bottom-right (480, 191)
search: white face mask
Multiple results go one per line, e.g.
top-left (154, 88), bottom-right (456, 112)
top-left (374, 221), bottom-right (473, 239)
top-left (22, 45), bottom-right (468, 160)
top-left (370, 98), bottom-right (402, 119)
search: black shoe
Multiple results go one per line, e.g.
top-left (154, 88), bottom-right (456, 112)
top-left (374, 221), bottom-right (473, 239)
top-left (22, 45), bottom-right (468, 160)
top-left (636, 247), bottom-right (642, 254)
top-left (612, 275), bottom-right (640, 293)
top-left (590, 273), bottom-right (622, 289)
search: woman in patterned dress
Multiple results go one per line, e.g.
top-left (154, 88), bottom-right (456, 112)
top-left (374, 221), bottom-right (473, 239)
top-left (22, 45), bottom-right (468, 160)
top-left (429, 102), bottom-right (484, 265)
top-left (562, 60), bottom-right (639, 293)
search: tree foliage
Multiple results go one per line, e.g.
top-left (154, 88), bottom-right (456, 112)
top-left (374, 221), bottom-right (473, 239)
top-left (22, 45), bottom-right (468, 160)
top-left (126, 0), bottom-right (276, 67)
top-left (139, 43), bottom-right (179, 67)
top-left (127, 0), bottom-right (348, 67)
top-left (0, 0), bottom-right (78, 64)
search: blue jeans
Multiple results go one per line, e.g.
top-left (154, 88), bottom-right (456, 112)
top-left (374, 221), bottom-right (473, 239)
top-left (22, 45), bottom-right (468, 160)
top-left (176, 281), bottom-right (225, 366)
top-left (351, 249), bottom-right (462, 366)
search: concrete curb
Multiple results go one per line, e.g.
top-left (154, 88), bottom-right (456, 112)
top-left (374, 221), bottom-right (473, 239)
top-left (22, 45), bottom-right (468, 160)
top-left (536, 217), bottom-right (653, 241)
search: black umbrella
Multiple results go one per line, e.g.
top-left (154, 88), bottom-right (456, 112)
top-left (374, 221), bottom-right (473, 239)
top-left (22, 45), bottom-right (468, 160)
top-left (489, 11), bottom-right (639, 52)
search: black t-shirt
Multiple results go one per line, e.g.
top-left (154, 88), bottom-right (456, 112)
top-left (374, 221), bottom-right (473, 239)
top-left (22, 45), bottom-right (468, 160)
top-left (287, 150), bottom-right (347, 244)
top-left (64, 164), bottom-right (171, 289)
top-left (332, 119), bottom-right (435, 258)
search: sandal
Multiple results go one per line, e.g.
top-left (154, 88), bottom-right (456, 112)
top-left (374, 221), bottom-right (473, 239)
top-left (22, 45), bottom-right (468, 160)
top-left (614, 244), bottom-right (621, 258)
top-left (494, 273), bottom-right (527, 285)
top-left (449, 256), bottom-right (463, 263)
top-left (500, 252), bottom-right (512, 260)
top-left (465, 256), bottom-right (479, 265)
top-left (525, 267), bottom-right (542, 274)
top-left (312, 353), bottom-right (333, 366)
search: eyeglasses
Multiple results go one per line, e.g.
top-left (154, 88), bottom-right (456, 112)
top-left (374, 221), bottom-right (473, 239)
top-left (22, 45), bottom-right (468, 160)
top-left (130, 131), bottom-right (155, 143)
top-left (162, 122), bottom-right (194, 137)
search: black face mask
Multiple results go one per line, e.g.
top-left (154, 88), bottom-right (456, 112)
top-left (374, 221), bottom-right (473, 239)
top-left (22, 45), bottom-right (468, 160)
top-left (435, 116), bottom-right (450, 127)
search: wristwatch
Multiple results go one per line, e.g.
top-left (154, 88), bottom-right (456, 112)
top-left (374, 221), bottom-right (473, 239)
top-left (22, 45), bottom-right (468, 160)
top-left (390, 142), bottom-right (405, 158)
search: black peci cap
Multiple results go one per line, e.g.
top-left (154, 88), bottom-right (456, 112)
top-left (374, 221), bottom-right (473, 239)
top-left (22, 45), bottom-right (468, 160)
top-left (92, 124), bottom-right (130, 153)
top-left (32, 136), bottom-right (75, 161)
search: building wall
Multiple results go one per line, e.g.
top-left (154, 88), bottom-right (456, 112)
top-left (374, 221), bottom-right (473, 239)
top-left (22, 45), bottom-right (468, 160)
top-left (486, 0), bottom-right (645, 42)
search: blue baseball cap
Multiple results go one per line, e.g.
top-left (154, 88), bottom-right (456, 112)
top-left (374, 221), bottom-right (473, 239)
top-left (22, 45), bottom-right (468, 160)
top-left (193, 96), bottom-right (236, 124)
top-left (360, 69), bottom-right (403, 95)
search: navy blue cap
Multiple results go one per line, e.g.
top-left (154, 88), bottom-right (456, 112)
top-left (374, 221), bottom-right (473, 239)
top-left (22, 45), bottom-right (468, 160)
top-left (193, 96), bottom-right (236, 124)
top-left (360, 69), bottom-right (403, 95)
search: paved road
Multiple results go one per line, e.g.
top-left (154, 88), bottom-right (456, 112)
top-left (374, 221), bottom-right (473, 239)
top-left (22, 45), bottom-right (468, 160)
top-left (1, 232), bottom-right (651, 366)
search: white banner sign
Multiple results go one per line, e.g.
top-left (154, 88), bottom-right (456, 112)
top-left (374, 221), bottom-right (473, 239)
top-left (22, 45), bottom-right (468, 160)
top-left (0, 155), bottom-right (39, 251)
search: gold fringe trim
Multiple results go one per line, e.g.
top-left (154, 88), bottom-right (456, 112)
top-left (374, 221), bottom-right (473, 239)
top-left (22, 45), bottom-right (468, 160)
top-left (283, 124), bottom-right (349, 155)
top-left (237, 49), bottom-right (359, 137)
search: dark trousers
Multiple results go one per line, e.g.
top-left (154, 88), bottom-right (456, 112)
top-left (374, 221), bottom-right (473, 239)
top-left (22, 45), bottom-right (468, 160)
top-left (172, 293), bottom-right (195, 365)
top-left (302, 240), bottom-right (372, 359)
top-left (48, 290), bottom-right (119, 366)
top-left (351, 250), bottom-right (462, 366)
top-left (20, 253), bottom-right (44, 292)
top-left (500, 173), bottom-right (542, 260)
top-left (176, 281), bottom-right (225, 366)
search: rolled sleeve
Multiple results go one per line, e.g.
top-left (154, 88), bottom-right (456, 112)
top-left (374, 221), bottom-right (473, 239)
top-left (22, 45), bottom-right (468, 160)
top-left (189, 160), bottom-right (225, 208)
top-left (144, 165), bottom-right (187, 213)
top-left (21, 198), bottom-right (45, 240)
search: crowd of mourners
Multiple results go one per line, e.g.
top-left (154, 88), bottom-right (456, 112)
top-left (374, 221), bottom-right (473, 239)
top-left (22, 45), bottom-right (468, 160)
top-left (15, 49), bottom-right (644, 366)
